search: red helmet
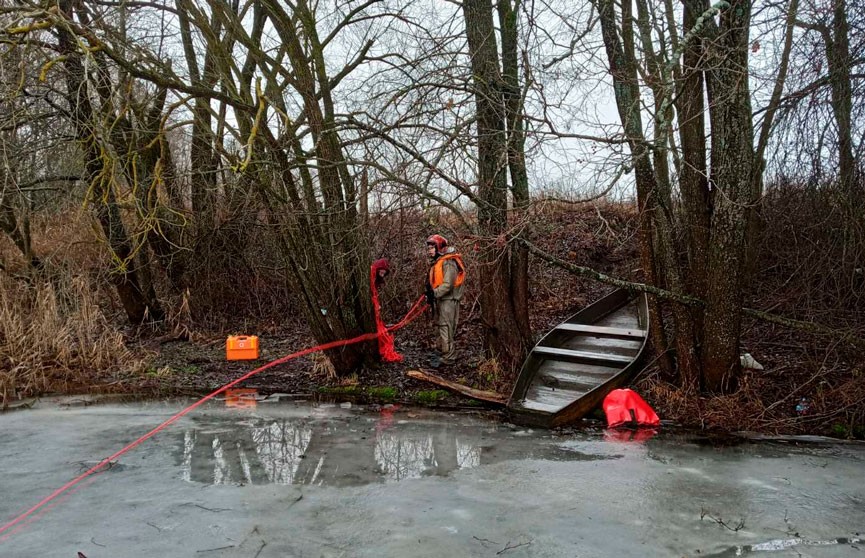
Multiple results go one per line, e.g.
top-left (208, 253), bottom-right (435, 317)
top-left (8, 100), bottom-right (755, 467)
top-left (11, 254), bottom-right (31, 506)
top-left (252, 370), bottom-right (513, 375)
top-left (426, 234), bottom-right (448, 254)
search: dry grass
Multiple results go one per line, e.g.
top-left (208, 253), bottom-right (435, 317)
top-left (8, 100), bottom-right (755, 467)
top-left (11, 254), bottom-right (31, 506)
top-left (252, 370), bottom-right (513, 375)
top-left (475, 357), bottom-right (508, 392)
top-left (0, 271), bottom-right (143, 407)
top-left (309, 351), bottom-right (337, 381)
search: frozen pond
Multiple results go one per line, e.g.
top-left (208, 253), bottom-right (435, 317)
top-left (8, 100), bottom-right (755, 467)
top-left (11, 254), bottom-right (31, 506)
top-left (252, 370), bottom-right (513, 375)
top-left (0, 399), bottom-right (863, 557)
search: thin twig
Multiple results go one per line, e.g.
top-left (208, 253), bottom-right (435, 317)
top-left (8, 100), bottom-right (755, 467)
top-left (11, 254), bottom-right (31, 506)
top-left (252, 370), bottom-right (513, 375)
top-left (191, 504), bottom-right (232, 512)
top-left (700, 508), bottom-right (745, 532)
top-left (497, 537), bottom-right (533, 555)
top-left (196, 545), bottom-right (235, 553)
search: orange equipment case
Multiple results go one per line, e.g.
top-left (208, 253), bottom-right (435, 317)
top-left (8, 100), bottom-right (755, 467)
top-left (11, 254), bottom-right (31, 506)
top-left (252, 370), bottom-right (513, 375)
top-left (226, 335), bottom-right (259, 360)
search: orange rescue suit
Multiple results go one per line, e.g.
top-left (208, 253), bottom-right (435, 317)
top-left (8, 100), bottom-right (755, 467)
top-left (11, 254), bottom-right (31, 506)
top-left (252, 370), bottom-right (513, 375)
top-left (428, 253), bottom-right (466, 289)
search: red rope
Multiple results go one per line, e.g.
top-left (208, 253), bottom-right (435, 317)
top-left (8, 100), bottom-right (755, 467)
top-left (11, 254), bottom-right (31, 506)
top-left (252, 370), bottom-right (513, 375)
top-left (371, 262), bottom-right (403, 362)
top-left (0, 295), bottom-right (428, 540)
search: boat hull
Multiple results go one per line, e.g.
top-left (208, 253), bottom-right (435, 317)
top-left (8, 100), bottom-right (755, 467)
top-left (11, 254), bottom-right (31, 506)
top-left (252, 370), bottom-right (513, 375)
top-left (507, 289), bottom-right (649, 428)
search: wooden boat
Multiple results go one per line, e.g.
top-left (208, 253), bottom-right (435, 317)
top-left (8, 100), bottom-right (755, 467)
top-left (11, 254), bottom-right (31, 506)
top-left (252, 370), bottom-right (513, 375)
top-left (507, 288), bottom-right (649, 428)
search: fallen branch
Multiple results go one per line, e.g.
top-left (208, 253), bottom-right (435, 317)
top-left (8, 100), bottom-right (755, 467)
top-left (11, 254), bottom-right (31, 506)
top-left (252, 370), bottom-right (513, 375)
top-left (406, 370), bottom-right (507, 405)
top-left (287, 493), bottom-right (303, 508)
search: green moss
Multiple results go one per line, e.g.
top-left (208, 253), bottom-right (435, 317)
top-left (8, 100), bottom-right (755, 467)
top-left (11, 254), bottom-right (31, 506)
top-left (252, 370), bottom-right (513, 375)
top-left (414, 390), bottom-right (449, 404)
top-left (367, 386), bottom-right (397, 401)
top-left (317, 385), bottom-right (397, 401)
top-left (830, 423), bottom-right (849, 438)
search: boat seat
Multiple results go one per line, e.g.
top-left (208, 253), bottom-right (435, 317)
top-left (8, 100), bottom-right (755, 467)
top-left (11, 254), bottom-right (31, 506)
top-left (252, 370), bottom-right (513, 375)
top-left (518, 399), bottom-right (563, 413)
top-left (532, 346), bottom-right (632, 366)
top-left (554, 323), bottom-right (645, 339)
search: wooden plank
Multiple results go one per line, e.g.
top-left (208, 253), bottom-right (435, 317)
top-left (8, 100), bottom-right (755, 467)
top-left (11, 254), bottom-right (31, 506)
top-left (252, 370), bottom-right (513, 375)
top-left (406, 370), bottom-right (507, 405)
top-left (535, 370), bottom-right (613, 392)
top-left (518, 399), bottom-right (563, 413)
top-left (561, 336), bottom-right (643, 357)
top-left (532, 346), bottom-right (632, 366)
top-left (525, 384), bottom-right (587, 405)
top-left (555, 323), bottom-right (645, 339)
top-left (595, 311), bottom-right (639, 329)
top-left (537, 360), bottom-right (621, 378)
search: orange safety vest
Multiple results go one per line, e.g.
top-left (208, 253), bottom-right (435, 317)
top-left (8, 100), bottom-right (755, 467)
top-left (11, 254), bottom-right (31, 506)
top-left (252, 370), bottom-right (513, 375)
top-left (429, 253), bottom-right (466, 289)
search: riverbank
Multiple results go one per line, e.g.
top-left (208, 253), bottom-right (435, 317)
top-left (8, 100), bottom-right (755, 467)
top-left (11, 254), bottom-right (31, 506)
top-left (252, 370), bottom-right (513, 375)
top-left (2, 201), bottom-right (862, 438)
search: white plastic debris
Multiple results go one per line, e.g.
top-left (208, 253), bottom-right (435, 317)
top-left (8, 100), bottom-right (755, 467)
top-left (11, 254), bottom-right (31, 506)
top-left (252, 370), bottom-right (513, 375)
top-left (740, 353), bottom-right (764, 370)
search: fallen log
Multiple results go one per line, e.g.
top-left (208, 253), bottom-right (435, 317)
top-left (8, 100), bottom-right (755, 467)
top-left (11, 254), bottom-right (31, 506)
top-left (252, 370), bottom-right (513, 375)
top-left (406, 370), bottom-right (507, 405)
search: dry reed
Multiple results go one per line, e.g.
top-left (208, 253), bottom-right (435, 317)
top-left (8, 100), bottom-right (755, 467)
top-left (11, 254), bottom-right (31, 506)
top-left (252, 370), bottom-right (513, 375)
top-left (0, 271), bottom-right (143, 407)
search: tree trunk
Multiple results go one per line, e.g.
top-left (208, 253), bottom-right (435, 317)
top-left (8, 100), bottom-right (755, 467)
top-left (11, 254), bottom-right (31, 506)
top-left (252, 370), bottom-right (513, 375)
top-left (596, 0), bottom-right (675, 376)
top-left (674, 0), bottom-right (712, 388)
top-left (497, 0), bottom-right (532, 343)
top-left (700, 0), bottom-right (755, 392)
top-left (632, 0), bottom-right (702, 388)
top-left (177, 2), bottom-right (220, 226)
top-left (825, 0), bottom-right (856, 193)
top-left (259, 0), bottom-right (376, 374)
top-left (57, 0), bottom-right (161, 324)
top-left (463, 0), bottom-right (531, 372)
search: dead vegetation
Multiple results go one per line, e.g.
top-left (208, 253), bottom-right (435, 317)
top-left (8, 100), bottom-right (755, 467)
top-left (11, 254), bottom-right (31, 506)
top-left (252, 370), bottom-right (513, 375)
top-left (0, 269), bottom-right (144, 407)
top-left (1, 186), bottom-right (862, 438)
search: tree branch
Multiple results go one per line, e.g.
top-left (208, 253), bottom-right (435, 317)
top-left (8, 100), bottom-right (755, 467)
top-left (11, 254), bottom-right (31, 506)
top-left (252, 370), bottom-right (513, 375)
top-left (520, 239), bottom-right (865, 343)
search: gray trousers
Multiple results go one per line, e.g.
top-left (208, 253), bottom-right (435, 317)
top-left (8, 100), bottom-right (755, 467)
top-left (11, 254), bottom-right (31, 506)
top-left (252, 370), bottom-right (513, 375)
top-left (435, 298), bottom-right (460, 363)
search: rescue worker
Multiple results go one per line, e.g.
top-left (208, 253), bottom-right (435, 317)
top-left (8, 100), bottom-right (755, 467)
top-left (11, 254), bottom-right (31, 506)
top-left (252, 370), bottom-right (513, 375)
top-left (425, 234), bottom-right (466, 368)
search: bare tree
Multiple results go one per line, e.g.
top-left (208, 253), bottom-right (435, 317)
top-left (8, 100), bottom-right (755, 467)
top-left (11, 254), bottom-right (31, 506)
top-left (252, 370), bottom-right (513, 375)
top-left (462, 0), bottom-right (532, 371)
top-left (593, 0), bottom-right (760, 392)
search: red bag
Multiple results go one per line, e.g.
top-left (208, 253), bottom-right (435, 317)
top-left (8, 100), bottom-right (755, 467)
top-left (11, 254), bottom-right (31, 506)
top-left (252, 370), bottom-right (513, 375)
top-left (602, 388), bottom-right (660, 428)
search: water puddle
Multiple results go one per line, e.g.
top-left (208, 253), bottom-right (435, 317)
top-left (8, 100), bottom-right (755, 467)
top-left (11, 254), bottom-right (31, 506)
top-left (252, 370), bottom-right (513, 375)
top-left (175, 407), bottom-right (617, 486)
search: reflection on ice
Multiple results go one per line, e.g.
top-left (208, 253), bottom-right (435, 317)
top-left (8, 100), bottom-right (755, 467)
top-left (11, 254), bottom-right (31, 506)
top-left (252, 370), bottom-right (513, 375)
top-left (178, 420), bottom-right (312, 485)
top-left (374, 430), bottom-right (481, 482)
top-left (252, 421), bottom-right (312, 484)
top-left (176, 410), bottom-right (612, 486)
